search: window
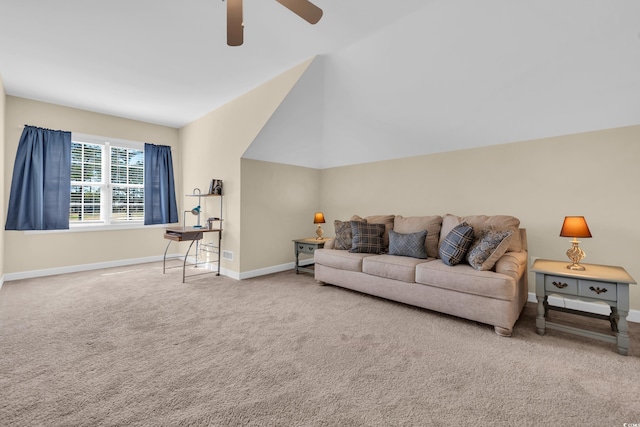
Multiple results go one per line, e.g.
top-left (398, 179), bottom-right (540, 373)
top-left (70, 135), bottom-right (144, 226)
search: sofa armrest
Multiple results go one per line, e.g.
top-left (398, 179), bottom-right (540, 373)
top-left (494, 250), bottom-right (528, 280)
top-left (324, 238), bottom-right (336, 250)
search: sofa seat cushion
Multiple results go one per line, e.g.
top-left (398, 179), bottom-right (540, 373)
top-left (363, 255), bottom-right (433, 283)
top-left (314, 249), bottom-right (376, 273)
top-left (415, 261), bottom-right (516, 301)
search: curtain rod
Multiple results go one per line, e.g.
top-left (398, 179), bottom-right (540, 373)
top-left (22, 124), bottom-right (71, 133)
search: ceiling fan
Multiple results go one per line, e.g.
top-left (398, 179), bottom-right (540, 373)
top-left (225, 0), bottom-right (323, 46)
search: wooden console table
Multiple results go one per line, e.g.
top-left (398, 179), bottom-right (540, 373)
top-left (163, 226), bottom-right (222, 283)
top-left (532, 258), bottom-right (636, 355)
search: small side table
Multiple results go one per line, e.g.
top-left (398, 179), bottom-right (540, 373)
top-left (293, 237), bottom-right (329, 274)
top-left (532, 259), bottom-right (636, 355)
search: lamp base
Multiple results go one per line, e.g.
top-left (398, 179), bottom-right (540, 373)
top-left (316, 225), bottom-right (324, 240)
top-left (567, 263), bottom-right (586, 271)
top-left (566, 239), bottom-right (586, 271)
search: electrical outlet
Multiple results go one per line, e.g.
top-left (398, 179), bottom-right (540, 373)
top-left (223, 250), bottom-right (234, 261)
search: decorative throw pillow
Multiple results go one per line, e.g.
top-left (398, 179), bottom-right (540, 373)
top-left (394, 215), bottom-right (442, 258)
top-left (364, 214), bottom-right (395, 249)
top-left (439, 214), bottom-right (522, 253)
top-left (466, 229), bottom-right (514, 271)
top-left (388, 230), bottom-right (428, 259)
top-left (439, 222), bottom-right (475, 266)
top-left (333, 220), bottom-right (353, 250)
top-left (349, 221), bottom-right (385, 254)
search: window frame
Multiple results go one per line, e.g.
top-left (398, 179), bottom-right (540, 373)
top-left (70, 133), bottom-right (145, 229)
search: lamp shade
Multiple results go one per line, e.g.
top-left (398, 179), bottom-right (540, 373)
top-left (313, 212), bottom-right (326, 224)
top-left (559, 216), bottom-right (592, 238)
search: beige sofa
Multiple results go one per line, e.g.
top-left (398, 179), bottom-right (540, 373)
top-left (314, 214), bottom-right (529, 336)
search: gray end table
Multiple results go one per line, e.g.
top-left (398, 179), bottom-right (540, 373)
top-left (293, 237), bottom-right (330, 274)
top-left (532, 258), bottom-right (636, 355)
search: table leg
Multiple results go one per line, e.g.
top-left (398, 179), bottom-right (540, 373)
top-left (536, 295), bottom-right (547, 335)
top-left (163, 240), bottom-right (172, 274)
top-left (610, 307), bottom-right (619, 333)
top-left (295, 246), bottom-right (300, 274)
top-left (183, 239), bottom-right (198, 283)
top-left (617, 309), bottom-right (629, 356)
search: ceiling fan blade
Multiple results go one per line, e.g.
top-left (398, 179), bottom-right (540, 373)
top-left (275, 0), bottom-right (323, 24)
top-left (227, 0), bottom-right (243, 46)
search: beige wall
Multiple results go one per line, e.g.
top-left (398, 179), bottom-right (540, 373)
top-left (240, 159), bottom-right (320, 273)
top-left (179, 58), bottom-right (313, 277)
top-left (320, 125), bottom-right (640, 311)
top-left (3, 96), bottom-right (180, 274)
top-left (0, 74), bottom-right (5, 278)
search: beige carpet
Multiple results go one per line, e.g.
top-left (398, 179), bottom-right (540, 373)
top-left (1, 262), bottom-right (639, 426)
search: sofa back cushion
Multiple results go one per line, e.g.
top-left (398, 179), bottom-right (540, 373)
top-left (393, 215), bottom-right (442, 258)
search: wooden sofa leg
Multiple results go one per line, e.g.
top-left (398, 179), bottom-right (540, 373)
top-left (494, 326), bottom-right (512, 337)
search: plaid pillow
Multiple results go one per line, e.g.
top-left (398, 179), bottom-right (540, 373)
top-left (349, 221), bottom-right (385, 254)
top-left (439, 222), bottom-right (474, 266)
top-left (388, 229), bottom-right (428, 259)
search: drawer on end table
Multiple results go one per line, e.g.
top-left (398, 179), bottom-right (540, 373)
top-left (579, 280), bottom-right (617, 302)
top-left (544, 276), bottom-right (578, 295)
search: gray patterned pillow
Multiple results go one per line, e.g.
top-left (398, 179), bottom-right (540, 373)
top-left (439, 222), bottom-right (474, 266)
top-left (349, 221), bottom-right (385, 254)
top-left (388, 230), bottom-right (428, 259)
top-left (333, 220), bottom-right (353, 250)
top-left (466, 229), bottom-right (513, 271)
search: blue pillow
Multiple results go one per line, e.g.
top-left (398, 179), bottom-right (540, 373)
top-left (439, 222), bottom-right (474, 266)
top-left (388, 229), bottom-right (428, 259)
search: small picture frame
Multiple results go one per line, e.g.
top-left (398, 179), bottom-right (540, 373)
top-left (209, 179), bottom-right (223, 195)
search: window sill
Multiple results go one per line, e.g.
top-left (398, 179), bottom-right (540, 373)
top-left (24, 223), bottom-right (178, 235)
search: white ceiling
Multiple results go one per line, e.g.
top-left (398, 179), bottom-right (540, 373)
top-left (2, 0), bottom-right (640, 169)
top-left (0, 0), bottom-right (427, 128)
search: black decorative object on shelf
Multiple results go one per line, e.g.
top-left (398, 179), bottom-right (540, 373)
top-left (209, 179), bottom-right (223, 195)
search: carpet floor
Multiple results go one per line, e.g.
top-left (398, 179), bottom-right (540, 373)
top-left (1, 262), bottom-right (639, 426)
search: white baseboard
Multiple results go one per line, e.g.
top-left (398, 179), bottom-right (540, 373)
top-left (181, 255), bottom-right (239, 280)
top-left (527, 292), bottom-right (639, 323)
top-left (174, 255), bottom-right (312, 281)
top-left (238, 259), bottom-right (314, 280)
top-left (2, 254), bottom-right (243, 284)
top-left (151, 256), bottom-right (314, 281)
top-left (3, 255), bottom-right (173, 282)
top-left (181, 257), bottom-right (314, 280)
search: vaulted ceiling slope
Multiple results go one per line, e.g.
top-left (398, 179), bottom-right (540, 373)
top-left (244, 0), bottom-right (640, 169)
